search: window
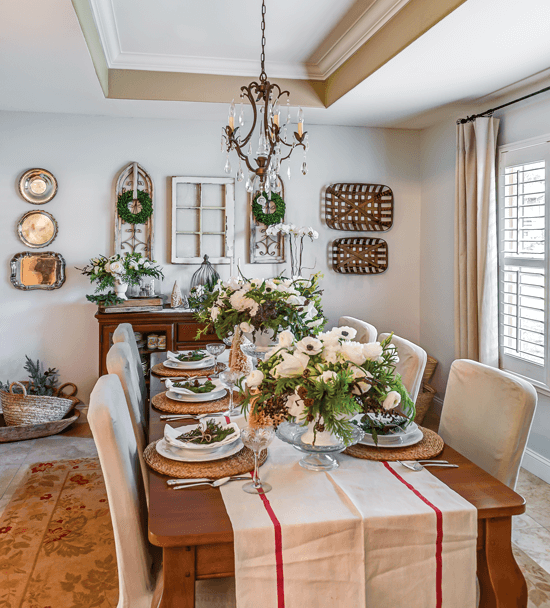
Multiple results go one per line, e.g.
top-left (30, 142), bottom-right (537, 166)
top-left (171, 177), bottom-right (235, 264)
top-left (498, 137), bottom-right (550, 388)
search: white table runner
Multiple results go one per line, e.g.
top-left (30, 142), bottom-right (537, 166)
top-left (220, 439), bottom-right (477, 608)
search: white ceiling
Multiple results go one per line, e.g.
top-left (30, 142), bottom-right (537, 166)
top-left (1, 0), bottom-right (550, 128)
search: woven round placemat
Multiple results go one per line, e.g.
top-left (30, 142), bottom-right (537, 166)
top-left (144, 440), bottom-right (268, 479)
top-left (152, 390), bottom-right (244, 415)
top-left (344, 427), bottom-right (444, 461)
top-left (151, 362), bottom-right (227, 378)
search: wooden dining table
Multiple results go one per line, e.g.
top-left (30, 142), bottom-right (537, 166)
top-left (147, 351), bottom-right (528, 608)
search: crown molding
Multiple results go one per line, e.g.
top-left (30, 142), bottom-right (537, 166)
top-left (88, 0), bottom-right (410, 81)
top-left (312, 0), bottom-right (413, 78)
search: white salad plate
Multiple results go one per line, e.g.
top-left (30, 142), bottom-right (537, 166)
top-left (166, 388), bottom-right (227, 403)
top-left (165, 351), bottom-right (215, 370)
top-left (156, 438), bottom-right (244, 462)
top-left (359, 428), bottom-right (424, 448)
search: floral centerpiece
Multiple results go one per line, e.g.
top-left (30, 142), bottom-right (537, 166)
top-left (79, 252), bottom-right (164, 305)
top-left (239, 326), bottom-right (414, 446)
top-left (190, 272), bottom-right (326, 342)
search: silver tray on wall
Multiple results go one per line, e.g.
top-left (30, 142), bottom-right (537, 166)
top-left (18, 168), bottom-right (58, 204)
top-left (17, 210), bottom-right (58, 248)
top-left (10, 251), bottom-right (66, 290)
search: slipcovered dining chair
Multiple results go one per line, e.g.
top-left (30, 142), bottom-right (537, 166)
top-left (89, 374), bottom-right (237, 608)
top-left (89, 374), bottom-right (160, 608)
top-left (113, 323), bottom-right (147, 402)
top-left (439, 359), bottom-right (537, 489)
top-left (338, 316), bottom-right (377, 344)
top-left (378, 333), bottom-right (427, 403)
top-left (107, 341), bottom-right (149, 505)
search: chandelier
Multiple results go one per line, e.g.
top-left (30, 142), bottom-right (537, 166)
top-left (221, 0), bottom-right (309, 196)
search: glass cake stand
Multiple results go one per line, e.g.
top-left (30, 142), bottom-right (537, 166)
top-left (276, 421), bottom-right (364, 471)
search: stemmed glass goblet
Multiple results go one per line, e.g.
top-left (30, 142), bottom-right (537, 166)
top-left (219, 369), bottom-right (241, 416)
top-left (206, 343), bottom-right (225, 369)
top-left (240, 426), bottom-right (275, 494)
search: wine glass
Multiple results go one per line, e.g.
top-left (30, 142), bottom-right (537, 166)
top-left (219, 369), bottom-right (241, 416)
top-left (206, 343), bottom-right (225, 369)
top-left (222, 331), bottom-right (234, 347)
top-left (240, 426), bottom-right (275, 494)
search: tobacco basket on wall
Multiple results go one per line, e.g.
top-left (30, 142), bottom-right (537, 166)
top-left (330, 237), bottom-right (388, 274)
top-left (114, 162), bottom-right (154, 258)
top-left (325, 183), bottom-right (393, 231)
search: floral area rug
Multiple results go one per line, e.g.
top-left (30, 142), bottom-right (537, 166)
top-left (513, 545), bottom-right (550, 607)
top-left (0, 459), bottom-right (118, 608)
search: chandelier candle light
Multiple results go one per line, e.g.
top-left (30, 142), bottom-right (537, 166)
top-left (221, 0), bottom-right (309, 195)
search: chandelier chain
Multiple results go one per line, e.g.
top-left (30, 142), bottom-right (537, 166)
top-left (260, 0), bottom-right (267, 82)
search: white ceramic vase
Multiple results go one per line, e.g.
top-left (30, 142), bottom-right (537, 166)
top-left (114, 279), bottom-right (128, 300)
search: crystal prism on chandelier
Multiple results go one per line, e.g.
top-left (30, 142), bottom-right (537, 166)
top-left (220, 0), bottom-right (309, 195)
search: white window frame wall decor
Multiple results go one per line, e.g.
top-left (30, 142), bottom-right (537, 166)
top-left (498, 134), bottom-right (550, 393)
top-left (171, 177), bottom-right (235, 265)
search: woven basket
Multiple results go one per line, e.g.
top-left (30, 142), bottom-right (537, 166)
top-left (0, 381), bottom-right (78, 427)
top-left (422, 356), bottom-right (438, 384)
top-left (414, 384), bottom-right (436, 425)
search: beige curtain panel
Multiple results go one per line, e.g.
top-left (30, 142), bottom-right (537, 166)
top-left (454, 116), bottom-right (500, 366)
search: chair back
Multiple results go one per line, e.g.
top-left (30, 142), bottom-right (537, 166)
top-left (113, 323), bottom-right (147, 401)
top-left (107, 341), bottom-right (149, 505)
top-left (439, 359), bottom-right (537, 489)
top-left (88, 374), bottom-right (154, 608)
top-left (378, 333), bottom-right (427, 403)
top-left (338, 316), bottom-right (377, 344)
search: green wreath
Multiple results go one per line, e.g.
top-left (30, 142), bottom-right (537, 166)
top-left (117, 189), bottom-right (153, 224)
top-left (252, 191), bottom-right (286, 226)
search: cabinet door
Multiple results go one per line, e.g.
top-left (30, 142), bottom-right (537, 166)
top-left (177, 322), bottom-right (219, 346)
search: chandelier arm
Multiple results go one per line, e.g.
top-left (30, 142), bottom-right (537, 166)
top-left (233, 85), bottom-right (259, 147)
top-left (233, 145), bottom-right (257, 174)
top-left (279, 143), bottom-right (304, 163)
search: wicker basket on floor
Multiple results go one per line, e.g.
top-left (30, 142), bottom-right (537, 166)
top-left (0, 381), bottom-right (78, 427)
top-left (414, 383), bottom-right (436, 424)
top-left (422, 356), bottom-right (438, 384)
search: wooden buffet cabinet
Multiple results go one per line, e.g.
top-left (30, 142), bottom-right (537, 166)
top-left (95, 308), bottom-right (221, 377)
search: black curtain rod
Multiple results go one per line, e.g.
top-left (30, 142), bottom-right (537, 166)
top-left (456, 84), bottom-right (550, 125)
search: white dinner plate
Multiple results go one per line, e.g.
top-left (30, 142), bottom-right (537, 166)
top-left (156, 438), bottom-right (244, 462)
top-left (164, 421), bottom-right (241, 453)
top-left (373, 421), bottom-right (419, 444)
top-left (359, 428), bottom-right (424, 448)
top-left (164, 356), bottom-right (215, 370)
top-left (166, 388), bottom-right (227, 403)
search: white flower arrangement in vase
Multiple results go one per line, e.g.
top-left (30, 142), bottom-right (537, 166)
top-left (239, 327), bottom-right (415, 446)
top-left (265, 223), bottom-right (319, 277)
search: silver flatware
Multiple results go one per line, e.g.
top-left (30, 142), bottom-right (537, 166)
top-left (167, 475), bottom-right (249, 486)
top-left (170, 476), bottom-right (250, 490)
top-left (160, 411), bottom-right (230, 421)
top-left (398, 460), bottom-right (459, 472)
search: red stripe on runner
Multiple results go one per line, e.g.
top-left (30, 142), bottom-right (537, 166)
top-left (382, 461), bottom-right (443, 608)
top-left (252, 474), bottom-right (285, 608)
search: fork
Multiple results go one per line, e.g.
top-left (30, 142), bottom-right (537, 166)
top-left (168, 476), bottom-right (250, 488)
top-left (398, 460), bottom-right (459, 472)
top-left (160, 411), bottom-right (230, 421)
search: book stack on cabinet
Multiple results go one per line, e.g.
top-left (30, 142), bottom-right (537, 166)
top-left (98, 296), bottom-right (166, 313)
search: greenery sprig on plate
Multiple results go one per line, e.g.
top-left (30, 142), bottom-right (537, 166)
top-left (177, 420), bottom-right (235, 444)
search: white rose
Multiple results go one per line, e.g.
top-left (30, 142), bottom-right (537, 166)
top-left (104, 262), bottom-right (111, 273)
top-left (246, 370), bottom-right (264, 389)
top-left (362, 342), bottom-right (383, 361)
top-left (317, 370), bottom-right (337, 383)
top-left (240, 321), bottom-right (253, 333)
top-left (211, 306), bottom-right (220, 321)
top-left (274, 351), bottom-right (308, 378)
top-left (352, 367), bottom-right (372, 380)
top-left (296, 336), bottom-right (323, 356)
top-left (340, 341), bottom-right (366, 366)
top-left (109, 260), bottom-right (124, 274)
top-left (337, 326), bottom-right (357, 340)
top-left (278, 330), bottom-right (294, 348)
top-left (382, 391), bottom-right (401, 410)
top-left (286, 392), bottom-right (306, 419)
top-left (319, 328), bottom-right (341, 346)
top-left (322, 345), bottom-right (340, 364)
top-left (224, 276), bottom-right (242, 291)
top-left (288, 295), bottom-right (305, 306)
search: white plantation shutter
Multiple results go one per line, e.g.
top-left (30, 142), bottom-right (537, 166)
top-left (499, 138), bottom-right (550, 387)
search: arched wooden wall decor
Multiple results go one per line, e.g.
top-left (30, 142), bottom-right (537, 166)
top-left (330, 237), bottom-right (388, 274)
top-left (114, 162), bottom-right (154, 258)
top-left (249, 180), bottom-right (286, 264)
top-left (325, 183), bottom-right (393, 231)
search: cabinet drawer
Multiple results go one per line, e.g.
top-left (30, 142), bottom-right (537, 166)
top-left (177, 322), bottom-right (218, 343)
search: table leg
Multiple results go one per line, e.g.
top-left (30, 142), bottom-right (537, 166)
top-left (159, 546), bottom-right (196, 608)
top-left (477, 517), bottom-right (527, 608)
